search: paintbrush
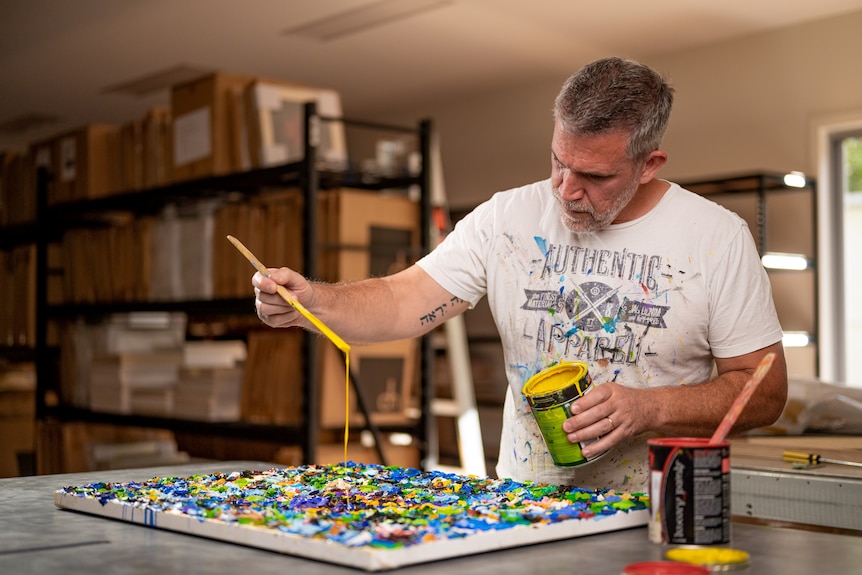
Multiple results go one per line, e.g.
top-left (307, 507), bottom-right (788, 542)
top-left (226, 235), bottom-right (350, 353)
top-left (709, 352), bottom-right (777, 444)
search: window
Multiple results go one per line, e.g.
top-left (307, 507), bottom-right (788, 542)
top-left (840, 133), bottom-right (862, 386)
top-left (819, 121), bottom-right (862, 388)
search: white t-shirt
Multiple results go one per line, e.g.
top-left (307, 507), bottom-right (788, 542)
top-left (417, 179), bottom-right (783, 492)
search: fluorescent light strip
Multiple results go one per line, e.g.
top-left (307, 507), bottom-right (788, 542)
top-left (761, 252), bottom-right (810, 270)
top-left (783, 171), bottom-right (807, 188)
top-left (284, 0), bottom-right (452, 41)
top-left (782, 331), bottom-right (811, 348)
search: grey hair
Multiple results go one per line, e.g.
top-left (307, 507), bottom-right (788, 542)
top-left (553, 57), bottom-right (674, 162)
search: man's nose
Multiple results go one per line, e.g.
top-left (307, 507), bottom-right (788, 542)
top-left (558, 170), bottom-right (586, 200)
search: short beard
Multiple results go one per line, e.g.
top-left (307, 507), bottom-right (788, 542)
top-left (552, 177), bottom-right (640, 233)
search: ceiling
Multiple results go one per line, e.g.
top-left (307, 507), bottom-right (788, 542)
top-left (2, 0), bottom-right (862, 150)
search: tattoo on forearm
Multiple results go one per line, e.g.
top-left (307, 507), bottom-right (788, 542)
top-left (420, 304), bottom-right (447, 325)
top-left (419, 297), bottom-right (464, 325)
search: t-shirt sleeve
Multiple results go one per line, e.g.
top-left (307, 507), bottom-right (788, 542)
top-left (416, 199), bottom-right (495, 308)
top-left (706, 221), bottom-right (784, 358)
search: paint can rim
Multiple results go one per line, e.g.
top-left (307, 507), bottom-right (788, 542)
top-left (664, 547), bottom-right (750, 571)
top-left (647, 437), bottom-right (730, 448)
top-left (622, 560), bottom-right (711, 575)
top-left (522, 361), bottom-right (590, 406)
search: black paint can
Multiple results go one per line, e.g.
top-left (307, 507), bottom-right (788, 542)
top-left (648, 437), bottom-right (731, 545)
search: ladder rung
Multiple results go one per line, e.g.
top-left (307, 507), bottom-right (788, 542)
top-left (431, 398), bottom-right (460, 417)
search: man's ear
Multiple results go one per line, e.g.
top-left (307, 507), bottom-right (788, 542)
top-left (639, 150), bottom-right (668, 184)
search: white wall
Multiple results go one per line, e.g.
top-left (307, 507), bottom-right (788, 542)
top-left (378, 10), bottom-right (862, 210)
top-left (375, 10), bottom-right (862, 380)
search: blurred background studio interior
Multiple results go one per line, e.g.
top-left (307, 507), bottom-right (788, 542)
top-left (1, 0), bottom-right (861, 530)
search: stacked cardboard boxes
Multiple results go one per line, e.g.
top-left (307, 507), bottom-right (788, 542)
top-left (1, 68), bottom-right (427, 470)
top-left (0, 151), bottom-right (36, 226)
top-left (170, 72), bottom-right (346, 182)
top-left (318, 188), bottom-right (421, 282)
top-left (0, 362), bottom-right (35, 477)
top-left (240, 329), bottom-right (304, 426)
top-left (30, 124), bottom-right (122, 205)
top-left (0, 245), bottom-right (36, 347)
top-left (211, 189), bottom-right (304, 299)
top-left (174, 340), bottom-right (247, 422)
top-left (35, 420), bottom-right (183, 475)
top-left (59, 313), bottom-right (186, 411)
top-left (89, 350), bottom-right (182, 416)
top-left (170, 72), bottom-right (254, 182)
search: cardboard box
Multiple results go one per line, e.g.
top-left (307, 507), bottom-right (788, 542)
top-left (241, 329), bottom-right (304, 425)
top-left (28, 136), bottom-right (55, 205)
top-left (212, 189), bottom-right (303, 299)
top-left (0, 245), bottom-right (36, 347)
top-left (58, 217), bottom-right (152, 303)
top-left (244, 79), bottom-right (347, 170)
top-left (319, 188), bottom-right (421, 282)
top-left (142, 106), bottom-right (172, 189)
top-left (50, 124), bottom-right (121, 203)
top-left (35, 421), bottom-right (177, 474)
top-left (119, 117), bottom-right (145, 192)
top-left (0, 389), bottom-right (35, 478)
top-left (170, 72), bottom-right (254, 182)
top-left (320, 338), bottom-right (420, 428)
top-left (0, 150), bottom-right (36, 226)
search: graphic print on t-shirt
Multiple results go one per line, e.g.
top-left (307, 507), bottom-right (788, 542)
top-left (522, 239), bottom-right (675, 370)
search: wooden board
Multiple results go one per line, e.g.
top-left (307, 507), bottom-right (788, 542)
top-left (54, 462), bottom-right (648, 571)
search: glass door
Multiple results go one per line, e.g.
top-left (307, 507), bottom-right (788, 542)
top-left (835, 132), bottom-right (862, 386)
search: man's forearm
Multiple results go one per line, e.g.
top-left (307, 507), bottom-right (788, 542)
top-left (308, 266), bottom-right (468, 345)
top-left (644, 350), bottom-right (787, 437)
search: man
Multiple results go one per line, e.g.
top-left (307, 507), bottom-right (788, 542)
top-left (253, 57), bottom-right (787, 493)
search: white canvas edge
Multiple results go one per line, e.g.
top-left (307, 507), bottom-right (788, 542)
top-left (55, 490), bottom-right (647, 571)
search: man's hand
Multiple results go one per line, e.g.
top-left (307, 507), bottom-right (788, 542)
top-left (252, 267), bottom-right (314, 329)
top-left (560, 343), bottom-right (787, 458)
top-left (561, 382), bottom-right (653, 459)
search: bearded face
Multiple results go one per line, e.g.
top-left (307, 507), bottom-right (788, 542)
top-left (551, 170), bottom-right (640, 232)
top-left (549, 125), bottom-right (645, 233)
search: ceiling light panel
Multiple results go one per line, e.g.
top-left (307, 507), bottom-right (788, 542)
top-left (283, 0), bottom-right (452, 41)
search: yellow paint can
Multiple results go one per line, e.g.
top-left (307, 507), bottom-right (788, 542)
top-left (522, 362), bottom-right (606, 467)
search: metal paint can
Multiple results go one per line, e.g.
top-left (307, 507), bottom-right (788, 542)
top-left (621, 562), bottom-right (710, 575)
top-left (647, 438), bottom-right (731, 545)
top-left (522, 362), bottom-right (606, 467)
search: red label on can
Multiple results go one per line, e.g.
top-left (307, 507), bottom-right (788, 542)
top-left (648, 438), bottom-right (730, 545)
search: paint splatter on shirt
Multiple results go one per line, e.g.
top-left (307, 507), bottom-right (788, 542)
top-left (57, 462), bottom-right (648, 549)
top-left (418, 180), bottom-right (783, 490)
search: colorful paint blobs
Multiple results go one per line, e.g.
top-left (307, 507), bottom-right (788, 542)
top-left (57, 462), bottom-right (648, 550)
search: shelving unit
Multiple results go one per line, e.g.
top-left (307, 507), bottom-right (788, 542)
top-left (1, 104), bottom-right (433, 471)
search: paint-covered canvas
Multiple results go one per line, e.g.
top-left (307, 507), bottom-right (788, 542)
top-left (54, 462), bottom-right (648, 571)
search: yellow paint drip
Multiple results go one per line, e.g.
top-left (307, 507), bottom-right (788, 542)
top-left (343, 351), bottom-right (350, 463)
top-left (226, 234), bottom-right (353, 462)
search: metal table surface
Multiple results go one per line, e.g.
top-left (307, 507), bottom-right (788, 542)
top-left (1, 461), bottom-right (860, 574)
